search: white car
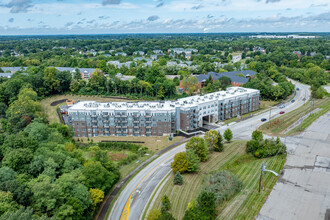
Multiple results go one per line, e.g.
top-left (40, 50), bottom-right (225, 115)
top-left (279, 105), bottom-right (285, 109)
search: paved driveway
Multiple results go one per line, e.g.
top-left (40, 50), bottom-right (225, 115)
top-left (257, 111), bottom-right (330, 220)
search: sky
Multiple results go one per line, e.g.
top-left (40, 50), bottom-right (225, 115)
top-left (0, 0), bottom-right (329, 35)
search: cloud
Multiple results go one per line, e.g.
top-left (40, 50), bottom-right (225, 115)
top-left (156, 2), bottom-right (164, 7)
top-left (77, 11), bottom-right (82, 15)
top-left (8, 18), bottom-right (14, 22)
top-left (147, 15), bottom-right (160, 21)
top-left (65, 22), bottom-right (74, 27)
top-left (207, 14), bottom-right (214, 19)
top-left (191, 4), bottom-right (203, 10)
top-left (102, 0), bottom-right (121, 5)
top-left (99, 16), bottom-right (110, 20)
top-left (310, 4), bottom-right (328, 7)
top-left (1, 0), bottom-right (33, 13)
top-left (86, 19), bottom-right (96, 24)
top-left (266, 0), bottom-right (280, 3)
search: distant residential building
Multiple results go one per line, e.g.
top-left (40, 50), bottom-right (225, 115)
top-left (153, 50), bottom-right (163, 54)
top-left (293, 51), bottom-right (302, 58)
top-left (168, 48), bottom-right (198, 55)
top-left (180, 70), bottom-right (257, 88)
top-left (150, 54), bottom-right (158, 60)
top-left (115, 52), bottom-right (127, 57)
top-left (253, 46), bottom-right (266, 53)
top-left (167, 61), bottom-right (178, 67)
top-left (133, 51), bottom-right (145, 56)
top-left (0, 72), bottom-right (27, 78)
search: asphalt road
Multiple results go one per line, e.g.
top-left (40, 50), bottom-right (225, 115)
top-left (257, 111), bottom-right (330, 220)
top-left (108, 80), bottom-right (310, 220)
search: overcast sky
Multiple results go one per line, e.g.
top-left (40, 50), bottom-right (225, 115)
top-left (0, 0), bottom-right (329, 35)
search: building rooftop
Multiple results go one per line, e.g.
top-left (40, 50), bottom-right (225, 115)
top-left (68, 87), bottom-right (259, 112)
top-left (196, 70), bottom-right (257, 84)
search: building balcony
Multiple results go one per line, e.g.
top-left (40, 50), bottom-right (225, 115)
top-left (134, 126), bottom-right (139, 128)
top-left (146, 121), bottom-right (152, 123)
top-left (115, 120), bottom-right (128, 123)
top-left (146, 126), bottom-right (151, 129)
top-left (116, 126), bottom-right (121, 128)
top-left (116, 131), bottom-right (122, 134)
top-left (134, 121), bottom-right (140, 123)
top-left (104, 125), bottom-right (109, 128)
top-left (91, 115), bottom-right (97, 118)
top-left (103, 120), bottom-right (109, 123)
top-left (122, 126), bottom-right (128, 128)
top-left (102, 115), bottom-right (109, 118)
top-left (145, 115), bottom-right (152, 118)
top-left (92, 120), bottom-right (97, 123)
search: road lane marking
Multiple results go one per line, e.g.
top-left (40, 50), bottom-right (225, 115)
top-left (119, 149), bottom-right (182, 220)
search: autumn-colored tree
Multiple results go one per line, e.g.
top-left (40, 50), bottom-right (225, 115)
top-left (181, 76), bottom-right (199, 95)
top-left (171, 152), bottom-right (188, 173)
top-left (146, 209), bottom-right (161, 220)
top-left (89, 188), bottom-right (104, 208)
top-left (204, 130), bottom-right (219, 152)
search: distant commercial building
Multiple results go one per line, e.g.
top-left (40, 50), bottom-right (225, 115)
top-left (67, 87), bottom-right (260, 137)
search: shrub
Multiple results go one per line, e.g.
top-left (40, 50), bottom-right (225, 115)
top-left (202, 170), bottom-right (242, 205)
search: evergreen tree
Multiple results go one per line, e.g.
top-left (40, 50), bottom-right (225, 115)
top-left (161, 194), bottom-right (171, 213)
top-left (215, 132), bottom-right (224, 152)
top-left (173, 172), bottom-right (183, 185)
top-left (223, 128), bottom-right (233, 142)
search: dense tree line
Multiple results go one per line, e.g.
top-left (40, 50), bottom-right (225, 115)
top-left (0, 87), bottom-right (121, 218)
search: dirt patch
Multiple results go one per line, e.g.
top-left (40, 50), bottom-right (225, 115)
top-left (107, 152), bottom-right (128, 161)
top-left (50, 99), bottom-right (68, 106)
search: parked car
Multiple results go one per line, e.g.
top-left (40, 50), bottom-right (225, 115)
top-left (280, 111), bottom-right (285, 114)
top-left (296, 88), bottom-right (300, 91)
top-left (261, 118), bottom-right (267, 122)
top-left (291, 99), bottom-right (295, 103)
top-left (279, 105), bottom-right (285, 109)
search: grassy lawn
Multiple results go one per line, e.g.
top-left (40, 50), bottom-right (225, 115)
top-left (40, 94), bottom-right (139, 124)
top-left (119, 154), bottom-right (153, 181)
top-left (259, 97), bottom-right (330, 136)
top-left (287, 98), bottom-right (330, 135)
top-left (77, 135), bottom-right (183, 153)
top-left (151, 140), bottom-right (285, 220)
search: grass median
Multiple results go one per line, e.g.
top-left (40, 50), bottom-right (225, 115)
top-left (259, 96), bottom-right (330, 136)
top-left (150, 140), bottom-right (285, 220)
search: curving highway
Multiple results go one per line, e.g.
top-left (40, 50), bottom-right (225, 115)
top-left (108, 79), bottom-right (310, 220)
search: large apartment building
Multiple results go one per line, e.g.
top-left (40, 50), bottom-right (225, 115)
top-left (67, 87), bottom-right (260, 137)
